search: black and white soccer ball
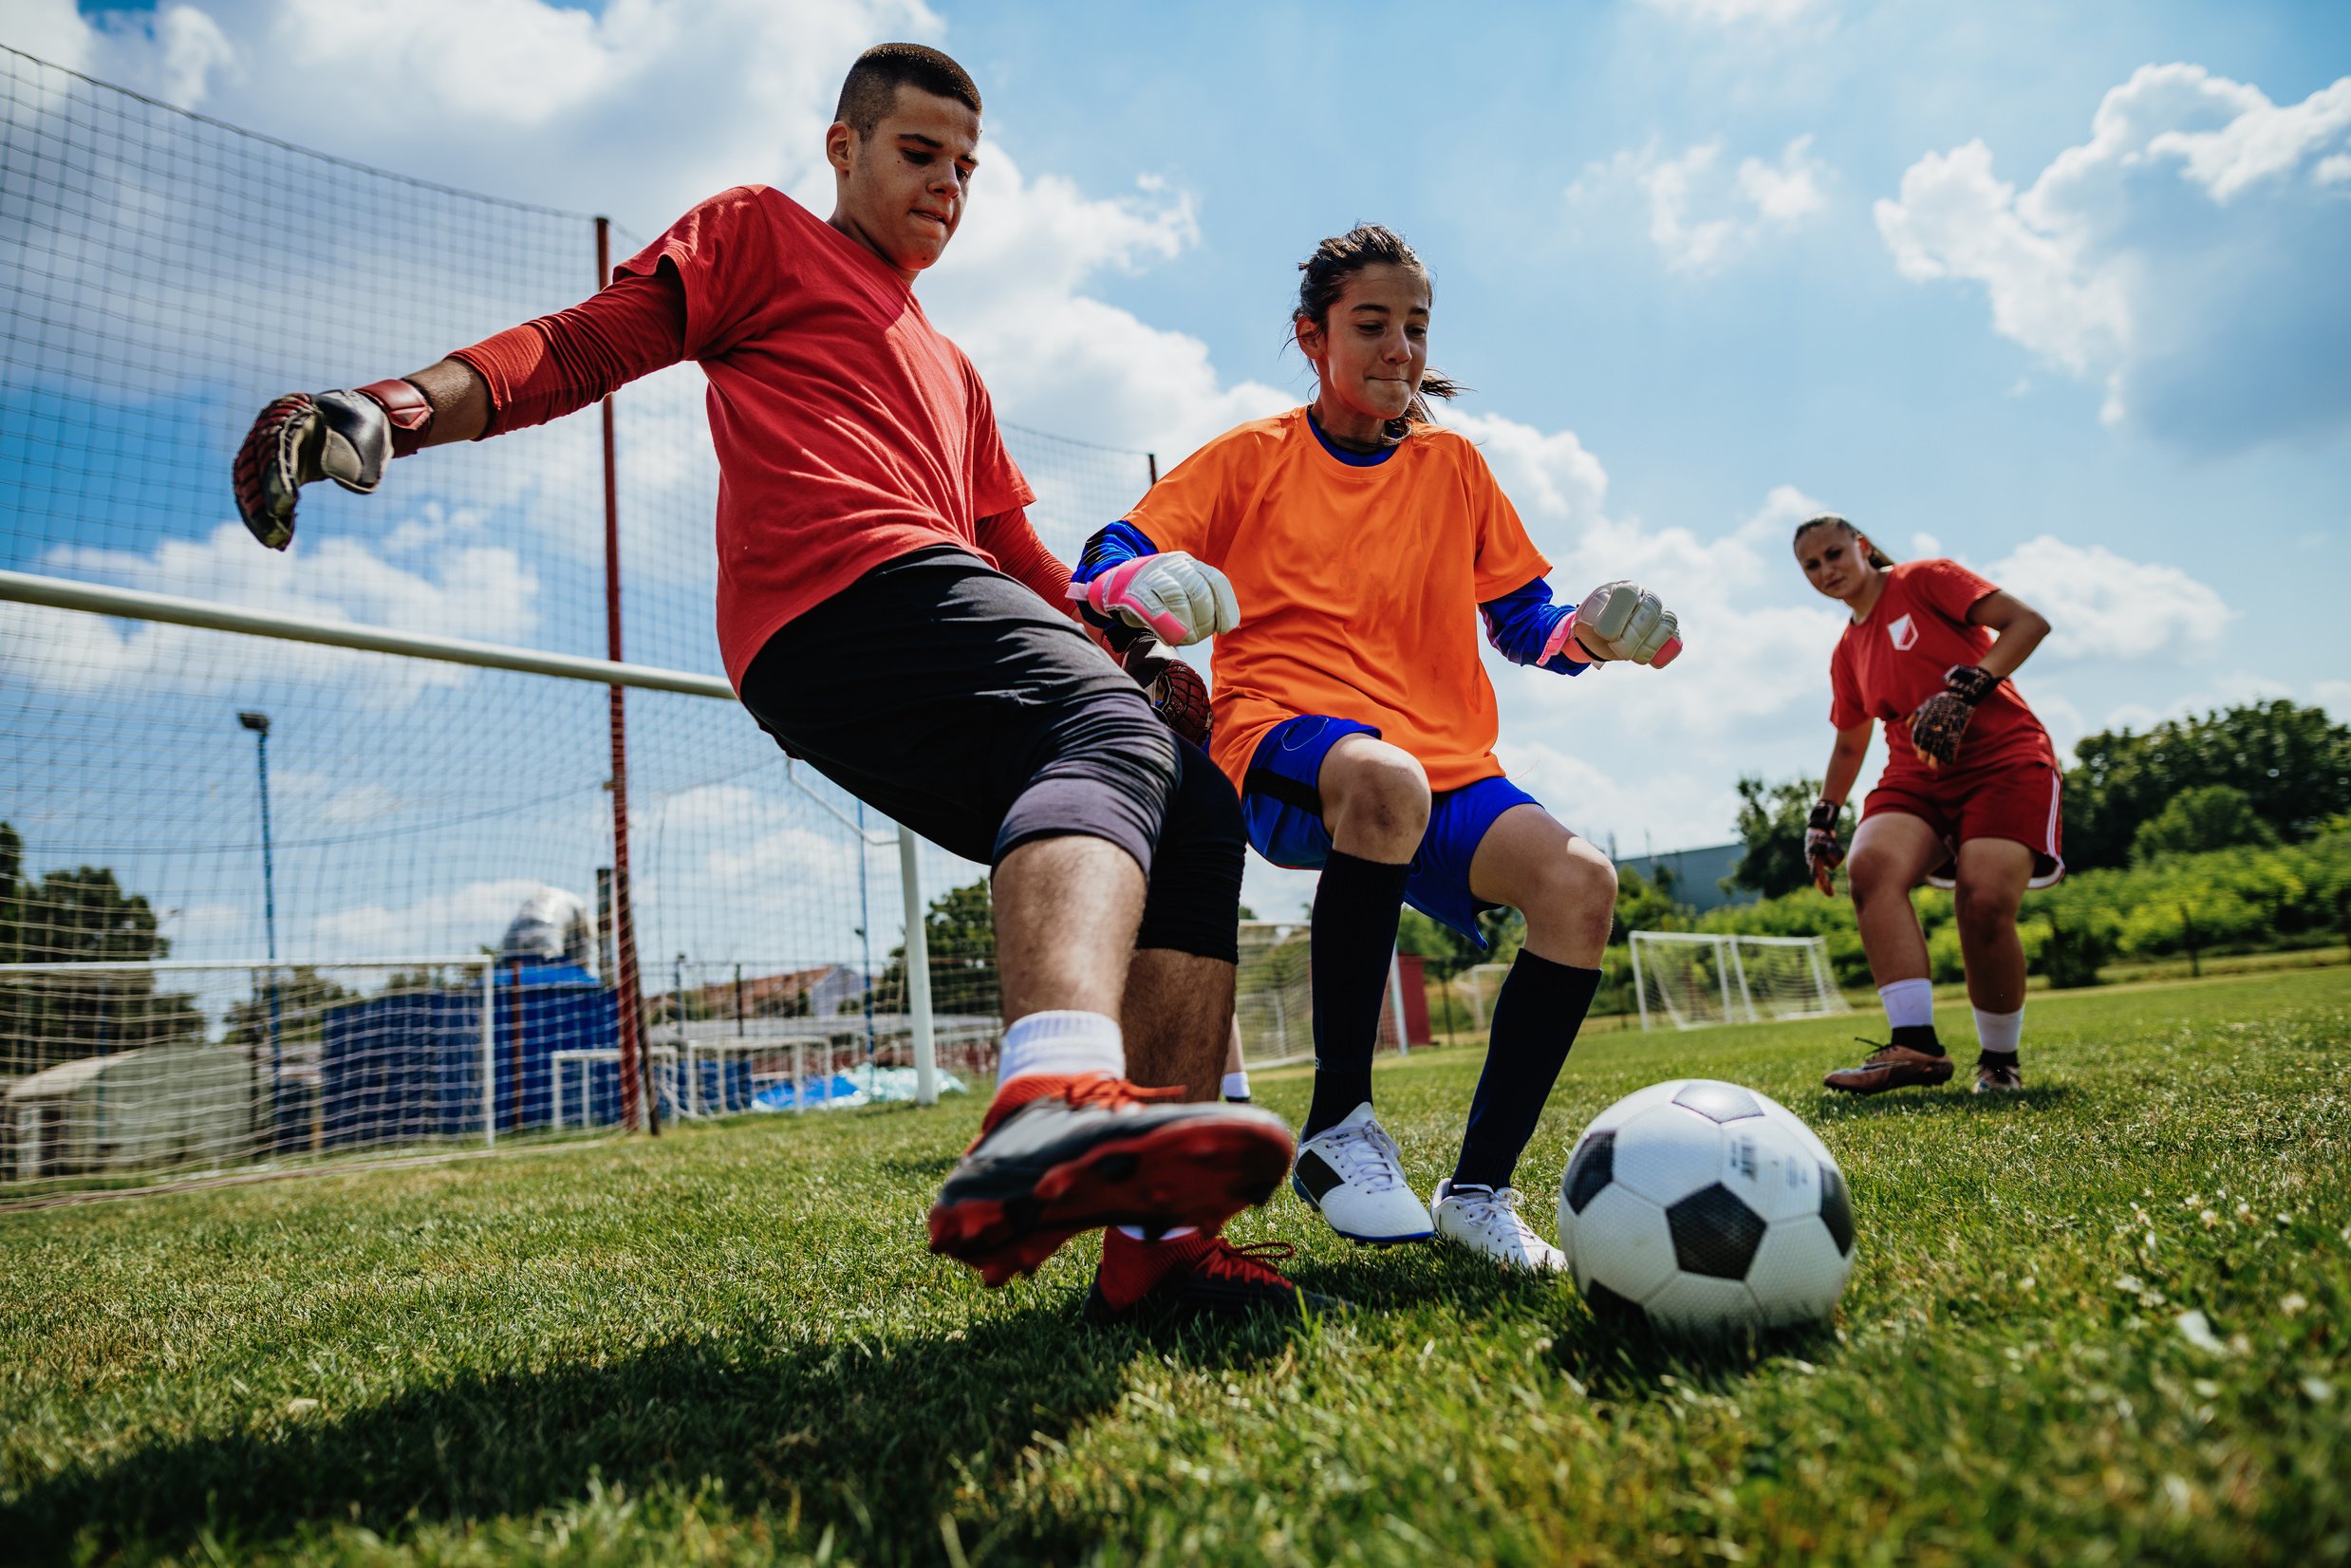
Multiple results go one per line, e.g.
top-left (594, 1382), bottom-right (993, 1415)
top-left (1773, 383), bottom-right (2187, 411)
top-left (1557, 1079), bottom-right (1854, 1338)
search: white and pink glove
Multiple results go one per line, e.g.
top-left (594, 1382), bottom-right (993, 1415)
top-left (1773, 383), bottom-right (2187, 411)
top-left (1071, 552), bottom-right (1241, 647)
top-left (1544, 580), bottom-right (1684, 667)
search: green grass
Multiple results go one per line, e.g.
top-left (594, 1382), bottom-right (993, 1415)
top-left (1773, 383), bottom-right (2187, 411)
top-left (4, 971), bottom-right (2348, 1566)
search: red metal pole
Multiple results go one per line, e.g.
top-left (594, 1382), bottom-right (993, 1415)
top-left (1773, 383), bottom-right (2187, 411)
top-left (597, 215), bottom-right (655, 1136)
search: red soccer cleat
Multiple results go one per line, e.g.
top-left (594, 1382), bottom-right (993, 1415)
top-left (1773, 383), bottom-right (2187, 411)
top-left (925, 1073), bottom-right (1294, 1286)
top-left (1083, 1228), bottom-right (1341, 1322)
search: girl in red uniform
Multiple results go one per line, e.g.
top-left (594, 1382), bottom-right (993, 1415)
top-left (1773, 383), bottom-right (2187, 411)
top-left (1794, 515), bottom-right (2058, 1094)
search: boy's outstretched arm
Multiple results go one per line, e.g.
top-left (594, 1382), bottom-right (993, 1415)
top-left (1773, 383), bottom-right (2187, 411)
top-left (233, 266), bottom-right (688, 550)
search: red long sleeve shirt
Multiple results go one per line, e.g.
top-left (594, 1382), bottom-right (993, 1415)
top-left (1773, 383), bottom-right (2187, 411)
top-left (448, 186), bottom-right (1071, 685)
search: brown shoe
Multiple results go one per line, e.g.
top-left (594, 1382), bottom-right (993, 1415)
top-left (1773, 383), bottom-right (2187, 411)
top-left (1823, 1040), bottom-right (1954, 1094)
top-left (1973, 1053), bottom-right (2024, 1093)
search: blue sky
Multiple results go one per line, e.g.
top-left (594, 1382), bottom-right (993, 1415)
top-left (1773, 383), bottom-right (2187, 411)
top-left (3, 0), bottom-right (2345, 951)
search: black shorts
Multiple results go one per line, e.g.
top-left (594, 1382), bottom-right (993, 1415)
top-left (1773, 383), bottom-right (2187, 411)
top-left (737, 548), bottom-right (1243, 962)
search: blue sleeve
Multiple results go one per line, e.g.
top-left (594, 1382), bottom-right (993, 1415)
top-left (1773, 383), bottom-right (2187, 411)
top-left (1481, 577), bottom-right (1589, 675)
top-left (1073, 520), bottom-right (1160, 637)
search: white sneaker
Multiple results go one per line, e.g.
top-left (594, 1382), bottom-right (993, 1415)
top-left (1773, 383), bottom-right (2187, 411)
top-left (1291, 1103), bottom-right (1434, 1244)
top-left (1431, 1179), bottom-right (1567, 1272)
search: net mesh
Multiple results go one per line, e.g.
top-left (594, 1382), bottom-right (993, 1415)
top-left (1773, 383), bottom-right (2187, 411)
top-left (1235, 920), bottom-right (1404, 1069)
top-left (0, 47), bottom-right (1159, 1191)
top-left (0, 961), bottom-right (584, 1192)
top-left (1629, 933), bottom-right (1848, 1032)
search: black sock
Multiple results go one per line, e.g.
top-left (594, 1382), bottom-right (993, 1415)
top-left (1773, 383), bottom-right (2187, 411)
top-left (1301, 850), bottom-right (1411, 1140)
top-left (1452, 953), bottom-right (1601, 1192)
top-left (1892, 1024), bottom-right (1944, 1055)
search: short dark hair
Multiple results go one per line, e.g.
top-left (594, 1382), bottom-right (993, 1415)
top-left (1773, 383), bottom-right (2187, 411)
top-left (835, 44), bottom-right (980, 136)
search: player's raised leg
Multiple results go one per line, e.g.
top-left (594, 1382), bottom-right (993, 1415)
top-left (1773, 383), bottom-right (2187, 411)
top-left (1825, 810), bottom-right (1955, 1093)
top-left (1951, 836), bottom-right (2035, 1092)
top-left (1288, 734), bottom-right (1436, 1245)
top-left (1077, 742), bottom-right (1334, 1319)
top-left (1429, 802), bottom-right (1613, 1271)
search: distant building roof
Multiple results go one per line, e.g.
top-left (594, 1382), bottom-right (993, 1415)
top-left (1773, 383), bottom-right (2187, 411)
top-left (1614, 842), bottom-right (1757, 913)
top-left (6, 1050), bottom-right (138, 1100)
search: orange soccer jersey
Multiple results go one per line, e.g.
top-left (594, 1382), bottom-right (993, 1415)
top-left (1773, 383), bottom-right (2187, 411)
top-left (1124, 407), bottom-right (1551, 796)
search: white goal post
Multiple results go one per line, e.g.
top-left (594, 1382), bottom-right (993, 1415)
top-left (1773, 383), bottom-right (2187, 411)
top-left (1628, 932), bottom-right (1848, 1033)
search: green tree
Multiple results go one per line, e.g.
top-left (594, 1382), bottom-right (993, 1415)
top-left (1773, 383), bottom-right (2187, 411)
top-left (225, 967), bottom-right (358, 1052)
top-left (868, 878), bottom-right (998, 1017)
top-left (2131, 783), bottom-right (2280, 863)
top-left (0, 822), bottom-right (202, 1075)
top-left (1726, 775), bottom-right (1850, 900)
top-left (1611, 865), bottom-right (1686, 943)
top-left (2065, 700), bottom-right (2351, 870)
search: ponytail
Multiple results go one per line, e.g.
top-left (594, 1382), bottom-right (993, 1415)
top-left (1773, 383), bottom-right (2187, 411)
top-left (1295, 224), bottom-right (1463, 432)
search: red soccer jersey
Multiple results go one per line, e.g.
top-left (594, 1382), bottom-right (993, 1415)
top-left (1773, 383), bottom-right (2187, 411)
top-left (1829, 558), bottom-right (2055, 774)
top-left (608, 187), bottom-right (1034, 687)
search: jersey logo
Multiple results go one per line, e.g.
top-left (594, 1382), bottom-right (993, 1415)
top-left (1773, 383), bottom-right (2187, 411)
top-left (1888, 613), bottom-right (1918, 651)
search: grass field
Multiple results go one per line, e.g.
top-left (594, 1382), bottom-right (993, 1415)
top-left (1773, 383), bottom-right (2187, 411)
top-left (4, 970), bottom-right (2348, 1566)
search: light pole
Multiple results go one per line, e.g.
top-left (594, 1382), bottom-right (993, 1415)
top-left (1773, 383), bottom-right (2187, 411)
top-left (239, 710), bottom-right (281, 1152)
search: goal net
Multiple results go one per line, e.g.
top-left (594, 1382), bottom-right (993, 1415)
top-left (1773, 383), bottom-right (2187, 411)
top-left (0, 48), bottom-right (1162, 1190)
top-left (1628, 932), bottom-right (1848, 1032)
top-left (1235, 921), bottom-right (1406, 1069)
top-left (0, 959), bottom-right (593, 1192)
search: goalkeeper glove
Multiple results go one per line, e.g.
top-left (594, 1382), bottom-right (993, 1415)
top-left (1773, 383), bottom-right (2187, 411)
top-left (1071, 552), bottom-right (1240, 646)
top-left (1804, 796), bottom-right (1846, 896)
top-left (1909, 663), bottom-right (2000, 768)
top-left (1566, 580), bottom-right (1683, 666)
top-left (233, 380), bottom-right (434, 550)
top-left (1120, 639), bottom-right (1212, 748)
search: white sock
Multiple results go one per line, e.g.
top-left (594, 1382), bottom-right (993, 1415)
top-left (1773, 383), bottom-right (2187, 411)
top-left (1878, 978), bottom-right (1934, 1032)
top-left (1114, 1224), bottom-right (1199, 1241)
top-left (998, 1010), bottom-right (1124, 1087)
top-left (1973, 1005), bottom-right (2024, 1055)
top-left (1221, 1070), bottom-right (1251, 1100)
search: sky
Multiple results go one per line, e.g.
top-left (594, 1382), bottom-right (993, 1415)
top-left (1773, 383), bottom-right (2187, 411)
top-left (1, 0), bottom-right (2345, 949)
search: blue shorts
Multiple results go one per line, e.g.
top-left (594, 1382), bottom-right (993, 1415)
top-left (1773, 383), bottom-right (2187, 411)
top-left (1240, 716), bottom-right (1541, 944)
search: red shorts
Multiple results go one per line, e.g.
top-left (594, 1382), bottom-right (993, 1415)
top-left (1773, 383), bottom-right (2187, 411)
top-left (1863, 756), bottom-right (2064, 889)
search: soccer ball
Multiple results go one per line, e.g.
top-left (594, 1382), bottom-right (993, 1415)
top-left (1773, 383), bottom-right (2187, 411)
top-left (1556, 1079), bottom-right (1854, 1338)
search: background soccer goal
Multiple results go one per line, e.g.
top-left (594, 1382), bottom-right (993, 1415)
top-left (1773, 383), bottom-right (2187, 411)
top-left (1628, 931), bottom-right (1849, 1032)
top-left (1235, 920), bottom-right (1409, 1068)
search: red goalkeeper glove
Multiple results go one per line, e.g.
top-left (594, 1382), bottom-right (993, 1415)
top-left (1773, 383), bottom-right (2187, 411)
top-left (1120, 639), bottom-right (1212, 748)
top-left (1805, 796), bottom-right (1845, 896)
top-left (1909, 663), bottom-right (2001, 769)
top-left (233, 379), bottom-right (433, 550)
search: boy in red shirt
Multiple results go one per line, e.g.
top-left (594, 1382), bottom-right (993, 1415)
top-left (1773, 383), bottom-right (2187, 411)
top-left (1793, 515), bottom-right (2059, 1094)
top-left (230, 45), bottom-right (1308, 1318)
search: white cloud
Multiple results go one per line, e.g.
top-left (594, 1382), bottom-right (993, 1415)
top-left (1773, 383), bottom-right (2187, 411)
top-left (1983, 534), bottom-right (2230, 662)
top-left (2314, 680), bottom-right (2351, 719)
top-left (1875, 65), bottom-right (2351, 449)
top-left (1573, 135), bottom-right (1831, 275)
top-left (0, 520), bottom-right (539, 704)
top-left (1636, 0), bottom-right (1826, 25)
top-left (307, 876), bottom-right (552, 959)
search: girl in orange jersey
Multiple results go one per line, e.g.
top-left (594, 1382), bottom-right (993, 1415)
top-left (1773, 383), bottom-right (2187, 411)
top-left (1792, 514), bottom-right (2058, 1096)
top-left (1073, 225), bottom-right (1680, 1273)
